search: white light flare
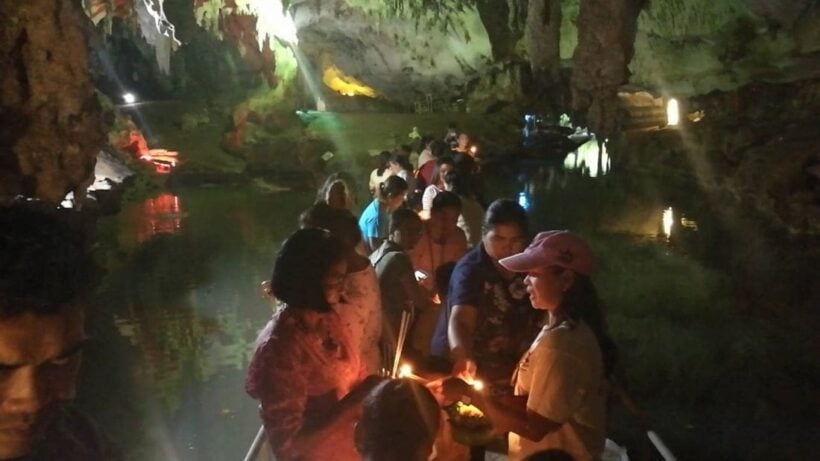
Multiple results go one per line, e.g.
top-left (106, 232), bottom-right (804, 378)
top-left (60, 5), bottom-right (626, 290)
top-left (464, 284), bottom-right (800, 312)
top-left (398, 363), bottom-right (413, 379)
top-left (666, 98), bottom-right (680, 126)
top-left (123, 93), bottom-right (136, 104)
top-left (663, 207), bottom-right (674, 240)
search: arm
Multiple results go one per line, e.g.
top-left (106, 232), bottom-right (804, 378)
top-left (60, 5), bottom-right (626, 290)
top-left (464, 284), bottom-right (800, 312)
top-left (290, 376), bottom-right (385, 452)
top-left (446, 262), bottom-right (482, 377)
top-left (248, 339), bottom-right (361, 459)
top-left (365, 236), bottom-right (383, 254)
top-left (448, 304), bottom-right (478, 376)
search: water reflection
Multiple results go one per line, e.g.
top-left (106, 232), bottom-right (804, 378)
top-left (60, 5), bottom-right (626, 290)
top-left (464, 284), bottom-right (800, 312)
top-left (120, 193), bottom-right (185, 244)
top-left (563, 138), bottom-right (610, 177)
top-left (113, 305), bottom-right (256, 413)
top-left (82, 188), bottom-right (312, 460)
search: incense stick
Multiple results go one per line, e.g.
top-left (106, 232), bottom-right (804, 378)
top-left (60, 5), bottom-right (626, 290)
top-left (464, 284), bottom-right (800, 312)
top-left (392, 310), bottom-right (411, 377)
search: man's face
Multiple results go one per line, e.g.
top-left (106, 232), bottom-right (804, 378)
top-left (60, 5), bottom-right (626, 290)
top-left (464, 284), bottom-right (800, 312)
top-left (395, 219), bottom-right (423, 251)
top-left (483, 223), bottom-right (527, 263)
top-left (0, 307), bottom-right (85, 459)
top-left (457, 134), bottom-right (469, 149)
top-left (431, 207), bottom-right (460, 234)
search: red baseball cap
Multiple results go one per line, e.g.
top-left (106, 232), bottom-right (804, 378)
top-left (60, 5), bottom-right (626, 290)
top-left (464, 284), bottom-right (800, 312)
top-left (499, 230), bottom-right (597, 275)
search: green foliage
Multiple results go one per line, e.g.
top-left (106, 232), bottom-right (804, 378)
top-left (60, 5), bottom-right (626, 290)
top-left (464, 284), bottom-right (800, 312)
top-left (592, 234), bottom-right (775, 404)
top-left (638, 0), bottom-right (753, 38)
top-left (347, 0), bottom-right (473, 34)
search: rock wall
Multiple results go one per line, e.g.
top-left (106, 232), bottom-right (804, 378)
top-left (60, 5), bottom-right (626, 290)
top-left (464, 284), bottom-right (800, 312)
top-left (0, 0), bottom-right (106, 203)
top-left (616, 80), bottom-right (820, 235)
top-left (292, 0), bottom-right (492, 107)
top-left (560, 0), bottom-right (820, 97)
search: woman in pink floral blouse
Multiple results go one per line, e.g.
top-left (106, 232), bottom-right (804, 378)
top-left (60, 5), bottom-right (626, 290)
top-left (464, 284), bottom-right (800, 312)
top-left (246, 228), bottom-right (379, 460)
top-left (300, 201), bottom-right (384, 375)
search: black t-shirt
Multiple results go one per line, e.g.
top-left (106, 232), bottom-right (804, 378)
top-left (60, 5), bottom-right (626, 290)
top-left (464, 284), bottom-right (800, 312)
top-left (24, 406), bottom-right (122, 461)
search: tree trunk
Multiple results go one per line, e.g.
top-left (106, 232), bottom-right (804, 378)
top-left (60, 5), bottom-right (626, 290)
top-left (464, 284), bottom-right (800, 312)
top-left (475, 0), bottom-right (526, 62)
top-left (571, 0), bottom-right (646, 139)
top-left (525, 0), bottom-right (562, 115)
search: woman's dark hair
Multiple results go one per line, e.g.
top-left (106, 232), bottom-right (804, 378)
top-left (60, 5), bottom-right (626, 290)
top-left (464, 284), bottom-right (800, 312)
top-left (482, 199), bottom-right (528, 236)
top-left (388, 207), bottom-right (421, 233)
top-left (316, 172), bottom-right (356, 208)
top-left (356, 379), bottom-right (440, 461)
top-left (430, 156), bottom-right (455, 187)
top-left (299, 202), bottom-right (362, 248)
top-left (271, 228), bottom-right (345, 312)
top-left (0, 203), bottom-right (98, 317)
top-left (560, 273), bottom-right (618, 377)
top-left (376, 151), bottom-right (392, 176)
top-left (390, 151), bottom-right (413, 172)
top-left (420, 135), bottom-right (434, 151)
top-left (429, 139), bottom-right (447, 158)
top-left (443, 171), bottom-right (471, 197)
top-left (431, 191), bottom-right (461, 213)
top-left (378, 175), bottom-right (408, 200)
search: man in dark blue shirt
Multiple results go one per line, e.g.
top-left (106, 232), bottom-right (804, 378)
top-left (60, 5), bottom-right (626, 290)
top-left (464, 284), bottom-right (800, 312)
top-left (431, 199), bottom-right (541, 396)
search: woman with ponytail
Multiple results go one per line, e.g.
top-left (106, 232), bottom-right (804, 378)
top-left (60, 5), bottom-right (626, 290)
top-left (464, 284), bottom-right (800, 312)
top-left (442, 231), bottom-right (615, 461)
top-left (358, 175), bottom-right (408, 253)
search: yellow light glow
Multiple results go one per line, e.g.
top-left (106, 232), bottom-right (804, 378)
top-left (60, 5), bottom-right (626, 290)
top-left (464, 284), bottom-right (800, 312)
top-left (663, 207), bottom-right (674, 239)
top-left (322, 61), bottom-right (377, 98)
top-left (398, 364), bottom-right (413, 378)
top-left (471, 379), bottom-right (484, 392)
top-left (666, 98), bottom-right (680, 126)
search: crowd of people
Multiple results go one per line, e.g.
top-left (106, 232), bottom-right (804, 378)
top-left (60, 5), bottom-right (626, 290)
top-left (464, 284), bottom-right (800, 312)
top-left (0, 124), bottom-right (616, 461)
top-left (246, 123), bottom-right (618, 461)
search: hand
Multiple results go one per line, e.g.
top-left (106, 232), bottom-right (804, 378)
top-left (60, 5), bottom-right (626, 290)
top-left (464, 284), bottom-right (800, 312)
top-left (424, 377), bottom-right (447, 405)
top-left (452, 358), bottom-right (477, 380)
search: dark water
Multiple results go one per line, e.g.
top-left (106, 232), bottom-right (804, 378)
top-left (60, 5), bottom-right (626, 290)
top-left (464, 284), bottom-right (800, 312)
top-left (74, 155), bottom-right (817, 460)
top-left (77, 187), bottom-right (314, 460)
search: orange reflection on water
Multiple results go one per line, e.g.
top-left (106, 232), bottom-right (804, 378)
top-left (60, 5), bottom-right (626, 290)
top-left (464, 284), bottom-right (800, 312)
top-left (134, 193), bottom-right (184, 243)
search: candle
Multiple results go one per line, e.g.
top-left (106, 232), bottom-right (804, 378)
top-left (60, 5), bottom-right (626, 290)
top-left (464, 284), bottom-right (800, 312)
top-left (398, 363), bottom-right (413, 378)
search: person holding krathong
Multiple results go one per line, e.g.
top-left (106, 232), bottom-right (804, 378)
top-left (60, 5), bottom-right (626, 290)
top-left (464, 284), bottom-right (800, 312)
top-left (441, 231), bottom-right (617, 461)
top-left (246, 228), bottom-right (382, 460)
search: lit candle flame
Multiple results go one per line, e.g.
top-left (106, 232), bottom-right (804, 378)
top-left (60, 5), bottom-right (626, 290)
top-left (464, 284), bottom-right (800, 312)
top-left (398, 364), bottom-right (413, 378)
top-left (471, 379), bottom-right (484, 392)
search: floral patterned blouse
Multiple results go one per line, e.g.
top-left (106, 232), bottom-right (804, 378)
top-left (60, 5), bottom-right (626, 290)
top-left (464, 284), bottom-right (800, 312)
top-left (245, 307), bottom-right (364, 460)
top-left (335, 265), bottom-right (383, 374)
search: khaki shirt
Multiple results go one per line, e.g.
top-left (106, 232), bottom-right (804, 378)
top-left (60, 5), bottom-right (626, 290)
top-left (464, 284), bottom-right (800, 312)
top-left (508, 319), bottom-right (607, 461)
